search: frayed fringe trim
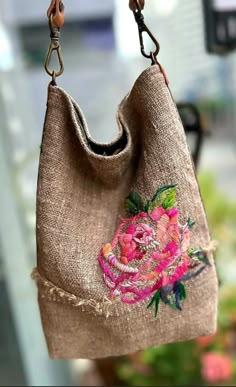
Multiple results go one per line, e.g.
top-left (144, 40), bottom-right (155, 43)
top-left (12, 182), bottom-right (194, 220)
top-left (31, 269), bottom-right (113, 318)
top-left (203, 240), bottom-right (218, 254)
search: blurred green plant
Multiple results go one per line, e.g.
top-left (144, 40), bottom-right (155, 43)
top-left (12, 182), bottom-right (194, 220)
top-left (116, 172), bottom-right (236, 387)
top-left (118, 342), bottom-right (202, 386)
top-left (197, 98), bottom-right (230, 113)
top-left (198, 172), bottom-right (236, 235)
top-left (198, 172), bottom-right (236, 284)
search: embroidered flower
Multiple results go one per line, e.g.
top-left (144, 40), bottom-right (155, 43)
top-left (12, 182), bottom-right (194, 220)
top-left (166, 207), bottom-right (179, 218)
top-left (119, 233), bottom-right (135, 248)
top-left (150, 206), bottom-right (166, 221)
top-left (98, 184), bottom-right (212, 316)
top-left (119, 233), bottom-right (136, 256)
top-left (133, 223), bottom-right (154, 245)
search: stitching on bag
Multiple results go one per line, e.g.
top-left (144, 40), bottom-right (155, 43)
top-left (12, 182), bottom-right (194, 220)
top-left (31, 269), bottom-right (114, 318)
top-left (98, 184), bottom-right (217, 317)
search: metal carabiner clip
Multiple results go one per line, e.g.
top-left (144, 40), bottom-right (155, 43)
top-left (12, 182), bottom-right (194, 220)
top-left (133, 0), bottom-right (160, 62)
top-left (45, 10), bottom-right (64, 80)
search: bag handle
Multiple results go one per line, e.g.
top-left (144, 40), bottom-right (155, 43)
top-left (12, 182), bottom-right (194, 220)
top-left (44, 0), bottom-right (160, 84)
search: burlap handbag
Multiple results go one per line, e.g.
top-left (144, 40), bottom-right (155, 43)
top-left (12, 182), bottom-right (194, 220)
top-left (32, 2), bottom-right (218, 360)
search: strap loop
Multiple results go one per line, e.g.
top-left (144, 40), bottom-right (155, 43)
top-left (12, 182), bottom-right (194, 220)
top-left (129, 0), bottom-right (145, 11)
top-left (47, 0), bottom-right (65, 28)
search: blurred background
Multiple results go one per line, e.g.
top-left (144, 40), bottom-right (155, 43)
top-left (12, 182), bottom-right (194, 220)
top-left (0, 0), bottom-right (236, 385)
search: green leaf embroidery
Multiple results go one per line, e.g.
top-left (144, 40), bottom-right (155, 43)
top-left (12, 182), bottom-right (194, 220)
top-left (147, 289), bottom-right (161, 317)
top-left (187, 217), bottom-right (195, 229)
top-left (188, 247), bottom-right (202, 257)
top-left (178, 282), bottom-right (186, 300)
top-left (188, 247), bottom-right (211, 266)
top-left (155, 296), bottom-right (160, 317)
top-left (125, 192), bottom-right (144, 215)
top-left (149, 184), bottom-right (177, 211)
top-left (161, 293), bottom-right (178, 310)
top-left (162, 189), bottom-right (177, 210)
top-left (147, 283), bottom-right (187, 317)
top-left (144, 200), bottom-right (151, 213)
top-left (197, 255), bottom-right (211, 266)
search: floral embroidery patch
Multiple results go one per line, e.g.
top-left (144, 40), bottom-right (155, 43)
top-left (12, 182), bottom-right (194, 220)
top-left (98, 184), bottom-right (210, 316)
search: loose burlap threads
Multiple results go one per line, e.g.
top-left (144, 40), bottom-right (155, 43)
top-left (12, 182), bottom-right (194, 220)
top-left (34, 65), bottom-right (218, 359)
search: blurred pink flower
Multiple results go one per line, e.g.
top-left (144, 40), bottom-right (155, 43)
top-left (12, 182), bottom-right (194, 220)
top-left (201, 352), bottom-right (233, 383)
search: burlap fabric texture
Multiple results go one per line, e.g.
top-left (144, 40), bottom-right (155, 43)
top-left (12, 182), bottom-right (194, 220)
top-left (33, 64), bottom-right (218, 359)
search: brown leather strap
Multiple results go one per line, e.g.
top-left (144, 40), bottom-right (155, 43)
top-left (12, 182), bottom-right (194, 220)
top-left (129, 0), bottom-right (145, 11)
top-left (47, 0), bottom-right (64, 28)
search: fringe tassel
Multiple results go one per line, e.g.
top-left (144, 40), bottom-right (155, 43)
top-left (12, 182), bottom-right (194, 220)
top-left (203, 240), bottom-right (218, 254)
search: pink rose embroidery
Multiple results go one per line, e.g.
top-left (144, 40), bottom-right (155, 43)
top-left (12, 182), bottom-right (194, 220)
top-left (119, 233), bottom-right (136, 250)
top-left (133, 223), bottom-right (154, 245)
top-left (149, 206), bottom-right (166, 221)
top-left (98, 184), bottom-right (212, 316)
